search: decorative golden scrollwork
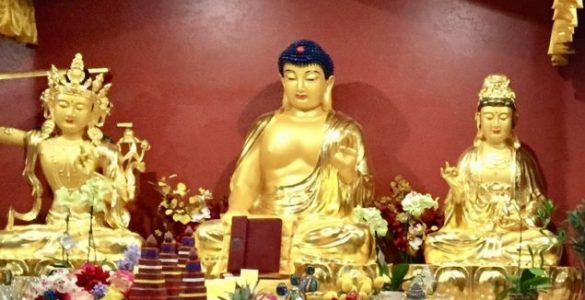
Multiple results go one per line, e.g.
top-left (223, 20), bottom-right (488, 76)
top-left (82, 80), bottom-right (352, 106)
top-left (549, 0), bottom-right (583, 66)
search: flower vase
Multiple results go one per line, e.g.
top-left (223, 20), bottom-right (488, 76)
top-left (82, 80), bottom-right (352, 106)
top-left (508, 293), bottom-right (538, 300)
top-left (378, 291), bottom-right (404, 300)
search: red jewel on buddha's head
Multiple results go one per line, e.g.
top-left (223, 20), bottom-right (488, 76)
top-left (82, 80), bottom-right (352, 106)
top-left (296, 46), bottom-right (305, 53)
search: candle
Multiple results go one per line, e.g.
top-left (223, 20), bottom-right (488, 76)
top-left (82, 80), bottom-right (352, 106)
top-left (240, 269), bottom-right (259, 287)
top-left (205, 279), bottom-right (231, 300)
top-left (224, 276), bottom-right (238, 291)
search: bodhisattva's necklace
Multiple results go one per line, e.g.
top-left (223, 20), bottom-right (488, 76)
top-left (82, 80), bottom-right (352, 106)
top-left (482, 149), bottom-right (511, 169)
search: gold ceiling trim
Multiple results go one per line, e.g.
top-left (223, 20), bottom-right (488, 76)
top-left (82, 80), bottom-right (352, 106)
top-left (0, 68), bottom-right (110, 81)
top-left (0, 0), bottom-right (37, 44)
top-left (549, 0), bottom-right (583, 66)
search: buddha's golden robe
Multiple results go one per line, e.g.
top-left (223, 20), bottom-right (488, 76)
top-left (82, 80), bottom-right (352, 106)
top-left (196, 111), bottom-right (375, 275)
top-left (424, 146), bottom-right (561, 266)
top-left (0, 131), bottom-right (143, 264)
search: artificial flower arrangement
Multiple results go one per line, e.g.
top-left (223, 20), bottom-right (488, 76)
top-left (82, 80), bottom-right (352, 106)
top-left (28, 244), bottom-right (139, 300)
top-left (152, 174), bottom-right (213, 236)
top-left (374, 176), bottom-right (444, 262)
top-left (55, 176), bottom-right (113, 213)
top-left (347, 177), bottom-right (443, 298)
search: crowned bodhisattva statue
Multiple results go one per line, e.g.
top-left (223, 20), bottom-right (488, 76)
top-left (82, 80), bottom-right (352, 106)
top-left (424, 74), bottom-right (561, 266)
top-left (0, 54), bottom-right (148, 272)
top-left (195, 40), bottom-right (376, 280)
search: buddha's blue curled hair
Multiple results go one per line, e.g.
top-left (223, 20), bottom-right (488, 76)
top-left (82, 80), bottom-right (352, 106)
top-left (278, 39), bottom-right (334, 79)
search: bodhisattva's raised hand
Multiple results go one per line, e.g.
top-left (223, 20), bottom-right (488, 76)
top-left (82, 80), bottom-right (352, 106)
top-left (441, 161), bottom-right (463, 203)
top-left (75, 144), bottom-right (98, 176)
top-left (329, 132), bottom-right (358, 184)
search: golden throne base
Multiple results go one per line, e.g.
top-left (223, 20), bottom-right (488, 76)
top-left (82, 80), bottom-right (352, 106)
top-left (405, 264), bottom-right (584, 300)
top-left (253, 264), bottom-right (583, 300)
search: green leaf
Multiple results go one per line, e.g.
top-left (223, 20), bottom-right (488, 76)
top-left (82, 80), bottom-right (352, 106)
top-left (378, 260), bottom-right (389, 277)
top-left (526, 268), bottom-right (546, 277)
top-left (521, 276), bottom-right (551, 292)
top-left (556, 229), bottom-right (567, 244)
top-left (519, 269), bottom-right (537, 284)
top-left (389, 263), bottom-right (409, 291)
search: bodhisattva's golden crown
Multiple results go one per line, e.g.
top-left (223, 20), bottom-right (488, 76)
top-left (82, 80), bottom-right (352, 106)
top-left (478, 74), bottom-right (516, 101)
top-left (41, 53), bottom-right (112, 122)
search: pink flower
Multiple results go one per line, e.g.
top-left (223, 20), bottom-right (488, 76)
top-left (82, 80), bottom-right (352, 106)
top-left (108, 270), bottom-right (134, 293)
top-left (69, 289), bottom-right (94, 300)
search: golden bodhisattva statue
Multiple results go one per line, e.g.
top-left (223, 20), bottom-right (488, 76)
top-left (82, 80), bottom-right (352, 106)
top-left (424, 74), bottom-right (561, 266)
top-left (196, 40), bottom-right (375, 279)
top-left (0, 54), bottom-right (148, 273)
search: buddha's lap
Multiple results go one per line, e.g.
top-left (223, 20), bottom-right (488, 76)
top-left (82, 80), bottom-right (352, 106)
top-left (196, 216), bottom-right (372, 254)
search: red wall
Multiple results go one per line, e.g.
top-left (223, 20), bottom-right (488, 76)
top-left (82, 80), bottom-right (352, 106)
top-left (0, 0), bottom-right (584, 265)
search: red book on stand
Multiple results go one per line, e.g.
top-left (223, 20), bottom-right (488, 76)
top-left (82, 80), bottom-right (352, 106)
top-left (227, 216), bottom-right (282, 275)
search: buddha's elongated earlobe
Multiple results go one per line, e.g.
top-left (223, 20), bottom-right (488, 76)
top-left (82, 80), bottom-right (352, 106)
top-left (281, 93), bottom-right (291, 111)
top-left (323, 75), bottom-right (335, 111)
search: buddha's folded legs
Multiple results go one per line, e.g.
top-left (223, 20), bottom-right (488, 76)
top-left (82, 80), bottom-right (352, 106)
top-left (500, 228), bottom-right (561, 266)
top-left (424, 231), bottom-right (484, 265)
top-left (292, 217), bottom-right (375, 266)
top-left (195, 217), bottom-right (375, 277)
top-left (424, 229), bottom-right (561, 266)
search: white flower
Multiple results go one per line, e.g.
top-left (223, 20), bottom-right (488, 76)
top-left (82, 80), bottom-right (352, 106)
top-left (191, 206), bottom-right (211, 222)
top-left (55, 188), bottom-right (75, 204)
top-left (408, 223), bottom-right (425, 236)
top-left (38, 269), bottom-right (79, 294)
top-left (198, 188), bottom-right (213, 201)
top-left (353, 206), bottom-right (388, 237)
top-left (73, 177), bottom-right (114, 212)
top-left (353, 206), bottom-right (365, 221)
top-left (401, 191), bottom-right (438, 218)
top-left (409, 236), bottom-right (423, 252)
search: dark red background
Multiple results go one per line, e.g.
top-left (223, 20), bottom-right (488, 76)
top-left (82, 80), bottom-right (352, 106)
top-left (0, 0), bottom-right (584, 265)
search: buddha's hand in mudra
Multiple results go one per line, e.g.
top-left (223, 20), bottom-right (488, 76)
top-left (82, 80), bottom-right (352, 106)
top-left (329, 133), bottom-right (358, 184)
top-left (441, 161), bottom-right (464, 203)
top-left (75, 145), bottom-right (98, 176)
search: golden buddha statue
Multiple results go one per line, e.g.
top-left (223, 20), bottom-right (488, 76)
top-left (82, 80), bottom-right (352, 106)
top-left (196, 40), bottom-right (375, 278)
top-left (0, 54), bottom-right (147, 272)
top-left (424, 74), bottom-right (561, 266)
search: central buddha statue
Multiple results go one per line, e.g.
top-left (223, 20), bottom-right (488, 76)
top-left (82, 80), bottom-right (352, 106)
top-left (0, 54), bottom-right (147, 273)
top-left (196, 40), bottom-right (375, 277)
top-left (424, 74), bottom-right (561, 266)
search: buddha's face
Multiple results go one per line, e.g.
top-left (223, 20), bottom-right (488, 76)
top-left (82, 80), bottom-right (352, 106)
top-left (478, 106), bottom-right (514, 146)
top-left (281, 63), bottom-right (333, 112)
top-left (52, 93), bottom-right (93, 135)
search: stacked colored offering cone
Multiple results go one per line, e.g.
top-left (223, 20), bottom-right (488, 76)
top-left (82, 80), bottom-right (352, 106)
top-left (178, 226), bottom-right (195, 269)
top-left (179, 248), bottom-right (206, 299)
top-left (161, 231), bottom-right (183, 299)
top-left (129, 235), bottom-right (167, 299)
